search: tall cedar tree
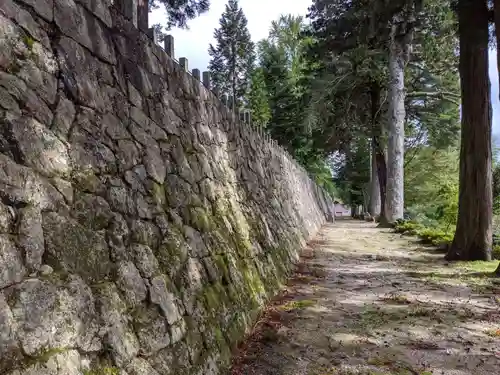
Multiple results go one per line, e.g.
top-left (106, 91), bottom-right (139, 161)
top-left (208, 0), bottom-right (255, 109)
top-left (446, 0), bottom-right (492, 261)
top-left (495, 0), bottom-right (500, 274)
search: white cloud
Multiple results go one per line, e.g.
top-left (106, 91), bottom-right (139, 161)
top-left (149, 0), bottom-right (312, 72)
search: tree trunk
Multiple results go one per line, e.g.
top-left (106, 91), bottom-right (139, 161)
top-left (446, 0), bottom-right (492, 261)
top-left (385, 23), bottom-right (407, 224)
top-left (369, 84), bottom-right (382, 218)
top-left (493, 0), bottom-right (500, 275)
top-left (375, 146), bottom-right (388, 224)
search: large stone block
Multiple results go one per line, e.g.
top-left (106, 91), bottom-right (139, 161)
top-left (0, 154), bottom-right (64, 210)
top-left (42, 212), bottom-right (111, 282)
top-left (56, 36), bottom-right (114, 111)
top-left (8, 277), bottom-right (100, 356)
top-left (54, 0), bottom-right (115, 64)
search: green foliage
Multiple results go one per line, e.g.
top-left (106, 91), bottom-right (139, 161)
top-left (208, 0), bottom-right (255, 107)
top-left (149, 0), bottom-right (209, 29)
top-left (394, 220), bottom-right (453, 246)
top-left (404, 146), bottom-right (459, 230)
top-left (248, 68), bottom-right (271, 126)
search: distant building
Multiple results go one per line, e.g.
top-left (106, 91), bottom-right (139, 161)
top-left (334, 201), bottom-right (351, 217)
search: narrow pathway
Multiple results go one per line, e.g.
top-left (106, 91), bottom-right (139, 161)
top-left (231, 220), bottom-right (500, 375)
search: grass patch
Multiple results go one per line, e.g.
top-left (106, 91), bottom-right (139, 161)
top-left (279, 299), bottom-right (316, 312)
top-left (453, 261), bottom-right (499, 273)
top-left (394, 221), bottom-right (452, 246)
top-left (486, 328), bottom-right (500, 337)
top-left (379, 292), bottom-right (412, 305)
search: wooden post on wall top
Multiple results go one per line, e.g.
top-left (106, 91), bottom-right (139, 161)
top-left (202, 71), bottom-right (211, 89)
top-left (179, 58), bottom-right (188, 71)
top-left (192, 68), bottom-right (201, 81)
top-left (137, 0), bottom-right (148, 32)
top-left (116, 0), bottom-right (138, 27)
top-left (147, 27), bottom-right (158, 44)
top-left (164, 35), bottom-right (174, 58)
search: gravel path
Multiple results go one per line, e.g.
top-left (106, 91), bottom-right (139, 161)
top-left (230, 220), bottom-right (500, 375)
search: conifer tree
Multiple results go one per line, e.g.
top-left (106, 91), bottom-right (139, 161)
top-left (208, 0), bottom-right (255, 109)
top-left (248, 68), bottom-right (271, 127)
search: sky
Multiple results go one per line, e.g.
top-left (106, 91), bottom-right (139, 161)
top-left (150, 0), bottom-right (500, 137)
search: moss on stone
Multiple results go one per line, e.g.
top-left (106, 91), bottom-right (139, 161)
top-left (25, 347), bottom-right (68, 367)
top-left (22, 35), bottom-right (34, 50)
top-left (240, 263), bottom-right (266, 309)
top-left (202, 284), bottom-right (220, 314)
top-left (224, 312), bottom-right (247, 346)
top-left (150, 181), bottom-right (166, 206)
top-left (83, 367), bottom-right (120, 375)
top-left (188, 206), bottom-right (214, 233)
top-left (155, 226), bottom-right (188, 276)
top-left (213, 255), bottom-right (230, 282)
top-left (71, 168), bottom-right (100, 193)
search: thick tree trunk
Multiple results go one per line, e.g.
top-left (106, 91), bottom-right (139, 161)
top-left (369, 146), bottom-right (381, 217)
top-left (369, 84), bottom-right (382, 218)
top-left (446, 0), bottom-right (492, 261)
top-left (375, 146), bottom-right (388, 224)
top-left (493, 0), bottom-right (500, 275)
top-left (385, 27), bottom-right (407, 224)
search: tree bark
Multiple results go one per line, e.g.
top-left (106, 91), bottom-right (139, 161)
top-left (385, 21), bottom-right (408, 224)
top-left (446, 0), bottom-right (492, 261)
top-left (493, 0), bottom-right (500, 275)
top-left (369, 84), bottom-right (382, 218)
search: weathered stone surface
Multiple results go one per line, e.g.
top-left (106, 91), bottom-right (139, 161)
top-left (42, 212), bottom-right (110, 282)
top-left (0, 0), bottom-right (51, 47)
top-left (9, 277), bottom-right (100, 356)
top-left (131, 243), bottom-right (159, 278)
top-left (72, 192), bottom-right (113, 230)
top-left (16, 0), bottom-right (54, 21)
top-left (134, 308), bottom-right (170, 356)
top-left (54, 0), bottom-right (115, 63)
top-left (75, 0), bottom-right (112, 27)
top-left (15, 349), bottom-right (82, 375)
top-left (126, 357), bottom-right (160, 375)
top-left (0, 202), bottom-right (14, 233)
top-left (3, 115), bottom-right (70, 177)
top-left (97, 283), bottom-right (139, 367)
top-left (144, 147), bottom-right (166, 184)
top-left (56, 37), bottom-right (114, 111)
top-left (149, 275), bottom-right (181, 325)
top-left (107, 185), bottom-right (137, 217)
top-left (116, 261), bottom-right (147, 306)
top-left (18, 206), bottom-right (44, 271)
top-left (0, 72), bottom-right (54, 126)
top-left (69, 128), bottom-right (116, 175)
top-left (52, 96), bottom-right (76, 140)
top-left (0, 292), bottom-right (22, 373)
top-left (0, 235), bottom-right (25, 289)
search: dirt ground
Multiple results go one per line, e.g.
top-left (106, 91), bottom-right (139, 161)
top-left (230, 220), bottom-right (500, 375)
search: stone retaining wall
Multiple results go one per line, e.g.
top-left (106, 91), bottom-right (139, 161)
top-left (0, 0), bottom-right (334, 374)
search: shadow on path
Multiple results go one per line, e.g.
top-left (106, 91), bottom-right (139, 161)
top-left (230, 220), bottom-right (500, 375)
